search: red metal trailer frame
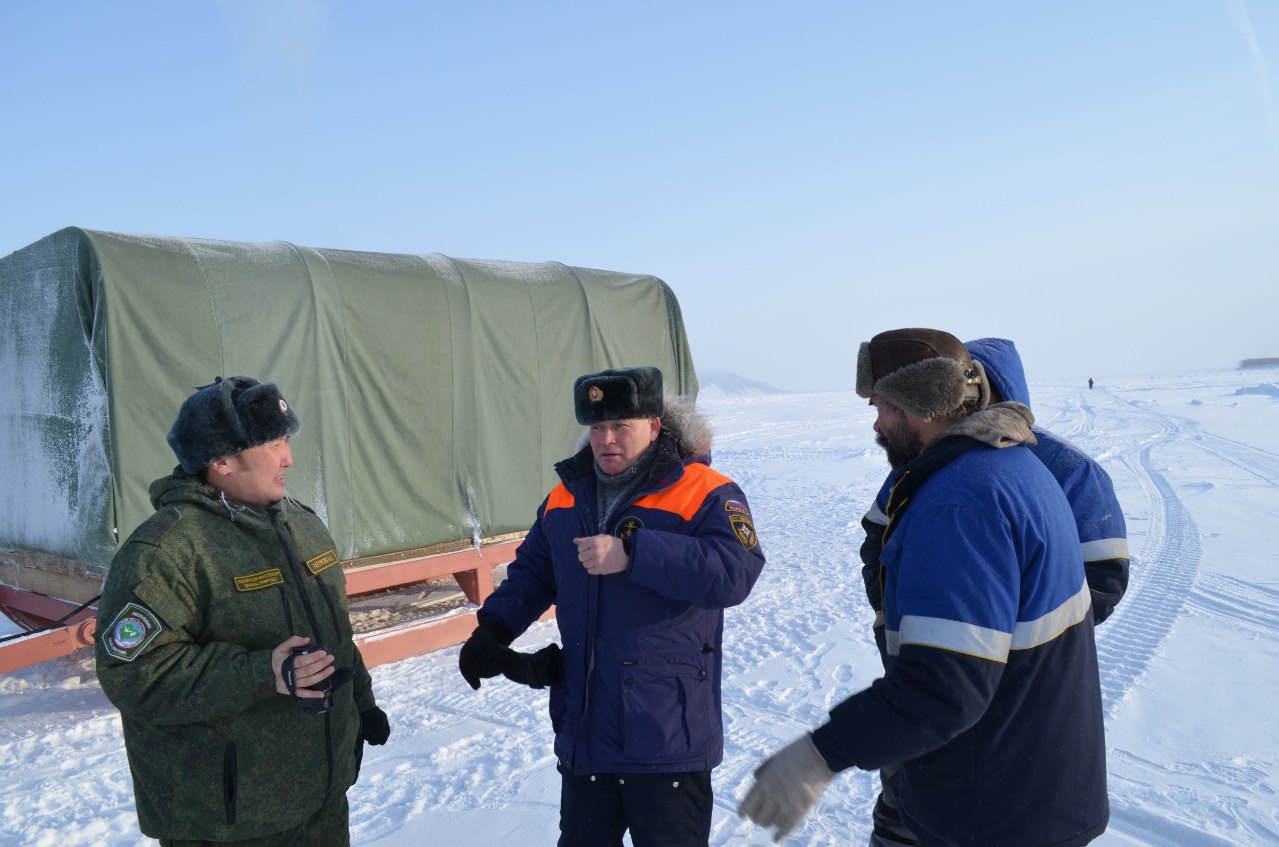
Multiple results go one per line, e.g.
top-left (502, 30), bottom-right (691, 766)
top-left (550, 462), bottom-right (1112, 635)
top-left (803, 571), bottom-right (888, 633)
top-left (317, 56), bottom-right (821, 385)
top-left (0, 537), bottom-right (536, 674)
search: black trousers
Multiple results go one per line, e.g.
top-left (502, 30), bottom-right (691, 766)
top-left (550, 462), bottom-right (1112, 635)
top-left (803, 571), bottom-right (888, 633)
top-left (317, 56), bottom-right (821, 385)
top-left (558, 766), bottom-right (713, 847)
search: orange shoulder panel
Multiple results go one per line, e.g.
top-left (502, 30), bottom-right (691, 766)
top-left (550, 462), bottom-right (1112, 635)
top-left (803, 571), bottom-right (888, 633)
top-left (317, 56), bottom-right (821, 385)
top-left (545, 483), bottom-right (575, 513)
top-left (633, 463), bottom-right (733, 521)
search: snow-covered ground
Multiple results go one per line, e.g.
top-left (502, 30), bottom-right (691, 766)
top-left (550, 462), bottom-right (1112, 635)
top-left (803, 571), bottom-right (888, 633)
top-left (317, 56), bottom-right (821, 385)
top-left (3, 368), bottom-right (1278, 846)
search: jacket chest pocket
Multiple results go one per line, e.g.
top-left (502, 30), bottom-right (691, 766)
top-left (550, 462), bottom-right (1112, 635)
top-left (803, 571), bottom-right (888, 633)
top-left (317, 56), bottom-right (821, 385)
top-left (619, 652), bottom-right (713, 761)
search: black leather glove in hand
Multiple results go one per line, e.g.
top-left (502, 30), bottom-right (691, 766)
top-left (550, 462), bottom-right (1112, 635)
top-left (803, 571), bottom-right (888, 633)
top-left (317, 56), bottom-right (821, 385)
top-left (359, 706), bottom-right (391, 746)
top-left (459, 619), bottom-right (515, 690)
top-left (501, 643), bottom-right (564, 690)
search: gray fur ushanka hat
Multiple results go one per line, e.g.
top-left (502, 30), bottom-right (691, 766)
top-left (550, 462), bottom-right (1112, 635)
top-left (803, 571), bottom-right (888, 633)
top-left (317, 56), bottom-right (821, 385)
top-left (166, 375), bottom-right (301, 473)
top-left (856, 328), bottom-right (989, 421)
top-left (573, 366), bottom-right (664, 425)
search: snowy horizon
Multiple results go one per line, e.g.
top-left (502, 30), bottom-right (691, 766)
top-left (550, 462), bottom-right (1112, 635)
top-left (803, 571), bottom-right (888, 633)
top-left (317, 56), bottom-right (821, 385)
top-left (3, 366), bottom-right (1278, 844)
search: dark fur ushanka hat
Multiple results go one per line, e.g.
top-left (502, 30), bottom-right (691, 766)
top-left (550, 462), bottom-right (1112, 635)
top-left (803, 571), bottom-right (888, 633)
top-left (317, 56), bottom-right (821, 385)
top-left (573, 366), bottom-right (664, 425)
top-left (167, 375), bottom-right (302, 473)
top-left (856, 328), bottom-right (989, 421)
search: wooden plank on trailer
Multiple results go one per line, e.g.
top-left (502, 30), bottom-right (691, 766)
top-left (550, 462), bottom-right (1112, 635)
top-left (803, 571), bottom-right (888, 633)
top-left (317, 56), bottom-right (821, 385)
top-left (343, 539), bottom-right (520, 598)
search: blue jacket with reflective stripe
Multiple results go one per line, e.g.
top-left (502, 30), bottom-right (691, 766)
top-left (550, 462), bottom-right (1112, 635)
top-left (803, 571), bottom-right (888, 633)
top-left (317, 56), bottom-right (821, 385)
top-left (477, 427), bottom-right (765, 775)
top-left (818, 441), bottom-right (1109, 847)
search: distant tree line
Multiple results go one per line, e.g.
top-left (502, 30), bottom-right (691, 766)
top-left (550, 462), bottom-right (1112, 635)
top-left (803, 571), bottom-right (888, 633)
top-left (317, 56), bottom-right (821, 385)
top-left (1239, 358), bottom-right (1279, 369)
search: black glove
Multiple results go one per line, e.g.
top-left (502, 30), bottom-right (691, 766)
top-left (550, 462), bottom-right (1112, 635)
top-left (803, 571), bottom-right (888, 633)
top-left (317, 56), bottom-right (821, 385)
top-left (359, 706), bottom-right (391, 746)
top-left (459, 618), bottom-right (515, 690)
top-left (501, 643), bottom-right (564, 690)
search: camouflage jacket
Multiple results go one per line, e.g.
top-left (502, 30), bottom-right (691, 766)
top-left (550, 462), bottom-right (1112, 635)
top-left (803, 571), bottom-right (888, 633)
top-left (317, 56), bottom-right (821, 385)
top-left (96, 469), bottom-right (376, 842)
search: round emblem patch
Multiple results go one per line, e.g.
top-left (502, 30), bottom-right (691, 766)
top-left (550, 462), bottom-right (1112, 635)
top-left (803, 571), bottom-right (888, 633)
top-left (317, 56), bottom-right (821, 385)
top-left (279, 398), bottom-right (289, 414)
top-left (616, 516), bottom-right (644, 539)
top-left (113, 616), bottom-right (147, 649)
top-left (588, 386), bottom-right (604, 402)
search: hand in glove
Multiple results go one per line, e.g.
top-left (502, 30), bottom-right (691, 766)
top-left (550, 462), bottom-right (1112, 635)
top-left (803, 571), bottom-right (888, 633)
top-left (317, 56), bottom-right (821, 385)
top-left (359, 706), bottom-right (391, 746)
top-left (500, 643), bottom-right (564, 689)
top-left (738, 734), bottom-right (837, 843)
top-left (459, 619), bottom-right (515, 690)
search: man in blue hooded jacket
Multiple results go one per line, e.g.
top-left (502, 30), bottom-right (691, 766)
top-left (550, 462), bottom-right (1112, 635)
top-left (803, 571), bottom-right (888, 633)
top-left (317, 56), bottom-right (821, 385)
top-left (739, 328), bottom-right (1107, 847)
top-left (459, 366), bottom-right (766, 847)
top-left (859, 337), bottom-right (1129, 847)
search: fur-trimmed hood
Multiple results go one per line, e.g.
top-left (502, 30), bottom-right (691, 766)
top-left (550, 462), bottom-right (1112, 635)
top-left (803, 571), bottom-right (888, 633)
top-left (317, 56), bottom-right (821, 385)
top-left (929, 401), bottom-right (1036, 451)
top-left (658, 394), bottom-right (713, 459)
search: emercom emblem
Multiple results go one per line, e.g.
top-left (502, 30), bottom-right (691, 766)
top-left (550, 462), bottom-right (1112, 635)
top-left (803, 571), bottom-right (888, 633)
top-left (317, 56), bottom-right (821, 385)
top-left (102, 601), bottom-right (163, 662)
top-left (729, 515), bottom-right (758, 550)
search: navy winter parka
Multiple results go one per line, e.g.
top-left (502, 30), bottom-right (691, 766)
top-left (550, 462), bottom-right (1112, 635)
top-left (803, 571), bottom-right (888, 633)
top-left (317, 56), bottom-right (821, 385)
top-left (478, 402), bottom-right (765, 775)
top-left (818, 405), bottom-right (1109, 847)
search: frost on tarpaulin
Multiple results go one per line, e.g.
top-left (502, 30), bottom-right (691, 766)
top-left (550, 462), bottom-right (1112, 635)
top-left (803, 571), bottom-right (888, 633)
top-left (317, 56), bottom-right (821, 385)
top-left (0, 240), bottom-right (112, 568)
top-left (464, 478), bottom-right (483, 550)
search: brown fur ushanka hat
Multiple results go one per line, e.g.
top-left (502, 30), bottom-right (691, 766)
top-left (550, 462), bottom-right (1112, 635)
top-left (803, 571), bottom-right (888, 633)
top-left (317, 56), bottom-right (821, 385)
top-left (856, 328), bottom-right (989, 421)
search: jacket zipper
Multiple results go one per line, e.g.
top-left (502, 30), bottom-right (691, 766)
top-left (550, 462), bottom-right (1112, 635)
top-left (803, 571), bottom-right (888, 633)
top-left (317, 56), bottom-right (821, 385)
top-left (268, 507), bottom-right (325, 643)
top-left (223, 741), bottom-right (238, 825)
top-left (267, 504), bottom-right (335, 802)
top-left (563, 456), bottom-right (692, 773)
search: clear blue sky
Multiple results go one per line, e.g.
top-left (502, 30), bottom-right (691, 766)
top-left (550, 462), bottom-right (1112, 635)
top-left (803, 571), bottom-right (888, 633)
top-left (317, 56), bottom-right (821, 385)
top-left (3, 2), bottom-right (1277, 391)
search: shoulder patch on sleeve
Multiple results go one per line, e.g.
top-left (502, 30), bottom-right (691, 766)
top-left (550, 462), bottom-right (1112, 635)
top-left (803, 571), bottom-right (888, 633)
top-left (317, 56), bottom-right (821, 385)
top-left (100, 601), bottom-right (164, 662)
top-left (728, 514), bottom-right (759, 550)
top-left (126, 507), bottom-right (183, 548)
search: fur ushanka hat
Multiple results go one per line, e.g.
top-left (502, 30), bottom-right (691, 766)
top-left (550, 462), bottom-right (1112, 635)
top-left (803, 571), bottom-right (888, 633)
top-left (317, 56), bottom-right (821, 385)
top-left (167, 375), bottom-right (302, 473)
top-left (856, 328), bottom-right (990, 421)
top-left (573, 366), bottom-right (664, 425)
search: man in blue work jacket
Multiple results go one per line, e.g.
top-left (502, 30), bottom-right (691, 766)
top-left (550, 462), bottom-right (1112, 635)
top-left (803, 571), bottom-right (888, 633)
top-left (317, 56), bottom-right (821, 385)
top-left (858, 336), bottom-right (1129, 846)
top-left (739, 329), bottom-right (1107, 847)
top-left (459, 366), bottom-right (766, 847)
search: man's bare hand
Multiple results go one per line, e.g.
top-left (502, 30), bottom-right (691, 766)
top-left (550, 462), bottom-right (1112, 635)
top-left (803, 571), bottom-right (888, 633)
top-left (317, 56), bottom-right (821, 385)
top-left (573, 535), bottom-right (629, 576)
top-left (271, 635), bottom-right (334, 698)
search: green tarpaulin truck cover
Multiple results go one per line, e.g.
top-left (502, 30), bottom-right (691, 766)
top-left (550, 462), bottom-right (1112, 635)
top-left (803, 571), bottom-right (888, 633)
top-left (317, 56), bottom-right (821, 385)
top-left (0, 227), bottom-right (697, 571)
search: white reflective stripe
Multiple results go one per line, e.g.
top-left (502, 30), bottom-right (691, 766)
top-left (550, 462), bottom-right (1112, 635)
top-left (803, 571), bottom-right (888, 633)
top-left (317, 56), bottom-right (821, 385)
top-left (1080, 537), bottom-right (1129, 562)
top-left (885, 628), bottom-right (899, 656)
top-left (864, 502), bottom-right (889, 526)
top-left (1011, 581), bottom-right (1092, 650)
top-left (874, 610), bottom-right (886, 628)
top-left (897, 615), bottom-right (1012, 663)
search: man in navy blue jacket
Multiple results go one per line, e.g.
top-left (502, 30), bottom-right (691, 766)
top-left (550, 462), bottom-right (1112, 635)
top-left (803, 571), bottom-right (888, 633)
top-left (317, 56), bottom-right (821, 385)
top-left (739, 329), bottom-right (1107, 847)
top-left (859, 337), bottom-right (1129, 846)
top-left (460, 366), bottom-right (766, 847)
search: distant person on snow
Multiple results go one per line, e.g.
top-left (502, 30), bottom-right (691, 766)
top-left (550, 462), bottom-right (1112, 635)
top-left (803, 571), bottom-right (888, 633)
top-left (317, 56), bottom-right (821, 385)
top-left (738, 328), bottom-right (1108, 847)
top-left (458, 366), bottom-right (766, 847)
top-left (97, 376), bottom-right (389, 846)
top-left (857, 337), bottom-right (1129, 847)
top-left (1089, 377), bottom-right (1094, 389)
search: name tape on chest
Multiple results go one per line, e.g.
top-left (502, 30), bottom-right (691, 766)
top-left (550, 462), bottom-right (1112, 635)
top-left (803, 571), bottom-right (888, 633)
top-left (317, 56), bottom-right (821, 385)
top-left (101, 601), bottom-right (163, 662)
top-left (306, 549), bottom-right (340, 575)
top-left (233, 568), bottom-right (285, 592)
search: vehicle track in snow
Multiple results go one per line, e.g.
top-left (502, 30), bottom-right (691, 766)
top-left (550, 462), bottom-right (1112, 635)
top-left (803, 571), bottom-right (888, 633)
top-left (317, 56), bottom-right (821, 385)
top-left (1066, 391), bottom-right (1204, 719)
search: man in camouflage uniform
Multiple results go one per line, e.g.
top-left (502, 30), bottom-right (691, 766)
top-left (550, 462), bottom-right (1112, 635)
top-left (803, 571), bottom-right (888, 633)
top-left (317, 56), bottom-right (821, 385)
top-left (97, 376), bottom-right (390, 846)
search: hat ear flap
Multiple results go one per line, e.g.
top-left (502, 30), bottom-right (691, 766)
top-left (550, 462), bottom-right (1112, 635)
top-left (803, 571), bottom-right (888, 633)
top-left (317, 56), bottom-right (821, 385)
top-left (855, 342), bottom-right (874, 398)
top-left (972, 359), bottom-right (991, 409)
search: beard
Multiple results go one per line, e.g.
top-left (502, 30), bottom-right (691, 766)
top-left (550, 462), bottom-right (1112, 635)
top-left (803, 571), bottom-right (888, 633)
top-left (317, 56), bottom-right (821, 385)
top-left (876, 421), bottom-right (924, 469)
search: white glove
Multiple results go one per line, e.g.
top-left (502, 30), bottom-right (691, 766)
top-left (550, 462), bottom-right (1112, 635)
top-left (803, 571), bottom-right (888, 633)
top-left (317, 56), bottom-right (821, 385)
top-left (738, 734), bottom-right (838, 843)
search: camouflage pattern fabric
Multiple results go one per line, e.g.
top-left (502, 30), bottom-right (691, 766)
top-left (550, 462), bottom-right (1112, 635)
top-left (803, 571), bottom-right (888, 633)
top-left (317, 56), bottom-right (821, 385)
top-left (96, 469), bottom-right (375, 842)
top-left (159, 794), bottom-right (350, 847)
